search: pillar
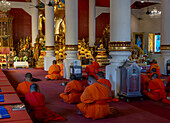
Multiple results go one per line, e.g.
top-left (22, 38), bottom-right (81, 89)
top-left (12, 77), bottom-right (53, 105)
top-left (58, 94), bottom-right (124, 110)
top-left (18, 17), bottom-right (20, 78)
top-left (106, 0), bottom-right (131, 97)
top-left (44, 0), bottom-right (56, 71)
top-left (157, 0), bottom-right (170, 74)
top-left (31, 0), bottom-right (39, 47)
top-left (64, 0), bottom-right (80, 79)
top-left (89, 0), bottom-right (96, 48)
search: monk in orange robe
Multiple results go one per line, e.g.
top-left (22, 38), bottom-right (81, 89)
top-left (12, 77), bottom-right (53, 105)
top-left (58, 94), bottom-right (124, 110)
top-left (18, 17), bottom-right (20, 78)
top-left (59, 74), bottom-right (84, 104)
top-left (85, 61), bottom-right (98, 79)
top-left (16, 73), bottom-right (33, 100)
top-left (25, 83), bottom-right (66, 122)
top-left (77, 75), bottom-right (111, 120)
top-left (59, 63), bottom-right (63, 78)
top-left (141, 74), bottom-right (150, 91)
top-left (45, 60), bottom-right (61, 80)
top-left (143, 74), bottom-right (170, 104)
top-left (92, 58), bottom-right (99, 73)
top-left (147, 60), bottom-right (161, 79)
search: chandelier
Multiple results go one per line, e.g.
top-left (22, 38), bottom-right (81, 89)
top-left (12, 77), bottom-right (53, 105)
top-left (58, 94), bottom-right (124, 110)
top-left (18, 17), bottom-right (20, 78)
top-left (149, 7), bottom-right (161, 18)
top-left (0, 0), bottom-right (11, 12)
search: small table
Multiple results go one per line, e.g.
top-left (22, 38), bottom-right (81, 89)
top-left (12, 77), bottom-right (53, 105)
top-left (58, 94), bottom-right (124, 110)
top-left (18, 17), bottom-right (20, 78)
top-left (14, 61), bottom-right (29, 69)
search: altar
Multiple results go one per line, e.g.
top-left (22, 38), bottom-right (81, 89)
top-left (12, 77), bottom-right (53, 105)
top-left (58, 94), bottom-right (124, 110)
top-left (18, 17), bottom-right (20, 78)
top-left (14, 61), bottom-right (29, 69)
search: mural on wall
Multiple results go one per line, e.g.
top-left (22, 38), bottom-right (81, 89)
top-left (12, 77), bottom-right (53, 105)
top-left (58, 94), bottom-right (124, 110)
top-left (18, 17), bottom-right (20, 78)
top-left (133, 32), bottom-right (144, 50)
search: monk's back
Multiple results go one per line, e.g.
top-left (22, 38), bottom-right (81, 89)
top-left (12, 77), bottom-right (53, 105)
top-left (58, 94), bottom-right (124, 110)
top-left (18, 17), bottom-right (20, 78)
top-left (97, 79), bottom-right (112, 90)
top-left (16, 81), bottom-right (32, 98)
top-left (149, 79), bottom-right (165, 90)
top-left (77, 82), bottom-right (110, 119)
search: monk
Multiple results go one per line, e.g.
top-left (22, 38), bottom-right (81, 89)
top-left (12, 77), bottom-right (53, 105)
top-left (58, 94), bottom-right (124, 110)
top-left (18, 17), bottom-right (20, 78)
top-left (25, 83), bottom-right (66, 122)
top-left (143, 73), bottom-right (170, 104)
top-left (147, 60), bottom-right (161, 78)
top-left (92, 58), bottom-right (99, 73)
top-left (59, 74), bottom-right (84, 104)
top-left (85, 61), bottom-right (98, 79)
top-left (77, 75), bottom-right (111, 120)
top-left (16, 73), bottom-right (33, 101)
top-left (45, 60), bottom-right (61, 80)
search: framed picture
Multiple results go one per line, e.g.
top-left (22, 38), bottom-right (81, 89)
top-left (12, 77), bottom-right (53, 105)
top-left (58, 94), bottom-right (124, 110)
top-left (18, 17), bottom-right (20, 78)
top-left (133, 32), bottom-right (144, 49)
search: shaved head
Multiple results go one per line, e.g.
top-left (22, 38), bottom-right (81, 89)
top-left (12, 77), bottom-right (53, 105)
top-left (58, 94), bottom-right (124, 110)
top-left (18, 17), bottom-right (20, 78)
top-left (87, 75), bottom-right (97, 85)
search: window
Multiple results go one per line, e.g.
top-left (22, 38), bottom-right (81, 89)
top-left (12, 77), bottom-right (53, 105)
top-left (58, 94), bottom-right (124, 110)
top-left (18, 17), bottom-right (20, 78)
top-left (148, 33), bottom-right (161, 53)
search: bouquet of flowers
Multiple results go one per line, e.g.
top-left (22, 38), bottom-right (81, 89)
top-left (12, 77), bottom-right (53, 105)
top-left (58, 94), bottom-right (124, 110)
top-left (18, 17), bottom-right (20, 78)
top-left (14, 56), bottom-right (19, 61)
top-left (23, 56), bottom-right (28, 61)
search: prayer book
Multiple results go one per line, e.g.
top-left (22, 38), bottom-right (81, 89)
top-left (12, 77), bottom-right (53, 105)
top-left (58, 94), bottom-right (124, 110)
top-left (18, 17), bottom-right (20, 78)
top-left (11, 104), bottom-right (26, 111)
top-left (0, 95), bottom-right (4, 102)
top-left (0, 106), bottom-right (10, 119)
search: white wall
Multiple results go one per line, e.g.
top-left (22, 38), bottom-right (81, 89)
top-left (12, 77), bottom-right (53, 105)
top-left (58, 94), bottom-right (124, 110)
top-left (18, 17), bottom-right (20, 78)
top-left (131, 14), bottom-right (140, 39)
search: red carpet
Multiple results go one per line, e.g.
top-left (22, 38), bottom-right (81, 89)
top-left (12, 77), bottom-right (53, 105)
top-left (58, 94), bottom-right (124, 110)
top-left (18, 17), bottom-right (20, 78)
top-left (3, 69), bottom-right (170, 123)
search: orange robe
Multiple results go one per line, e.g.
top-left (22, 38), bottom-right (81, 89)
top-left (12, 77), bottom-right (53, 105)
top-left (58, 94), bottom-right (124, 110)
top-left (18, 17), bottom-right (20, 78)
top-left (77, 83), bottom-right (110, 120)
top-left (143, 79), bottom-right (167, 101)
top-left (59, 63), bottom-right (63, 77)
top-left (16, 81), bottom-right (32, 98)
top-left (141, 74), bottom-right (150, 91)
top-left (25, 92), bottom-right (66, 122)
top-left (85, 64), bottom-right (98, 79)
top-left (59, 80), bottom-right (84, 103)
top-left (97, 78), bottom-right (112, 101)
top-left (93, 61), bottom-right (99, 73)
top-left (46, 64), bottom-right (61, 80)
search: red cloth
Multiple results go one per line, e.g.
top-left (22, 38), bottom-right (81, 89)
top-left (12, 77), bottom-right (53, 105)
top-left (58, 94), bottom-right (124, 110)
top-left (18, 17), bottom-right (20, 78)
top-left (93, 61), bottom-right (99, 73)
top-left (77, 83), bottom-right (110, 120)
top-left (59, 80), bottom-right (84, 103)
top-left (141, 74), bottom-right (150, 91)
top-left (85, 64), bottom-right (98, 79)
top-left (25, 92), bottom-right (66, 122)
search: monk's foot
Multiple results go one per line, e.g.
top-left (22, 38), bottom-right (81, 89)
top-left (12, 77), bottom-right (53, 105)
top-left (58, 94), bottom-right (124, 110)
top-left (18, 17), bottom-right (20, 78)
top-left (77, 110), bottom-right (83, 115)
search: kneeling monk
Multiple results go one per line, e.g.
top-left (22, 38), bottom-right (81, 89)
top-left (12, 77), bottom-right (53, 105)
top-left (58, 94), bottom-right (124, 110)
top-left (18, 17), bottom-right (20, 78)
top-left (25, 83), bottom-right (66, 122)
top-left (59, 74), bottom-right (84, 103)
top-left (16, 73), bottom-right (33, 100)
top-left (77, 75), bottom-right (111, 120)
top-left (45, 60), bottom-right (61, 80)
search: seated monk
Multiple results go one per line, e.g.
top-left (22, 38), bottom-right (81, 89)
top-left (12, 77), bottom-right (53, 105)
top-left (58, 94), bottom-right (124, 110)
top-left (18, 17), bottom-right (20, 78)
top-left (147, 60), bottom-right (161, 78)
top-left (143, 73), bottom-right (170, 104)
top-left (141, 74), bottom-right (150, 91)
top-left (147, 68), bottom-right (161, 79)
top-left (85, 61), bottom-right (98, 79)
top-left (25, 83), bottom-right (66, 122)
top-left (77, 75), bottom-right (111, 120)
top-left (92, 58), bottom-right (99, 73)
top-left (45, 60), bottom-right (61, 80)
top-left (59, 74), bottom-right (84, 104)
top-left (16, 73), bottom-right (33, 101)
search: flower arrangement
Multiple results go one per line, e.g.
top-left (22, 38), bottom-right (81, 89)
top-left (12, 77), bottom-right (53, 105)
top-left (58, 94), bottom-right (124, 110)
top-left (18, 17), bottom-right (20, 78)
top-left (14, 56), bottom-right (19, 61)
top-left (23, 56), bottom-right (28, 61)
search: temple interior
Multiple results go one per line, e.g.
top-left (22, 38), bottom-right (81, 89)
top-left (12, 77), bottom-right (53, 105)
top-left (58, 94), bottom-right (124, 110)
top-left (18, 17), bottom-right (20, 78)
top-left (0, 0), bottom-right (170, 123)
